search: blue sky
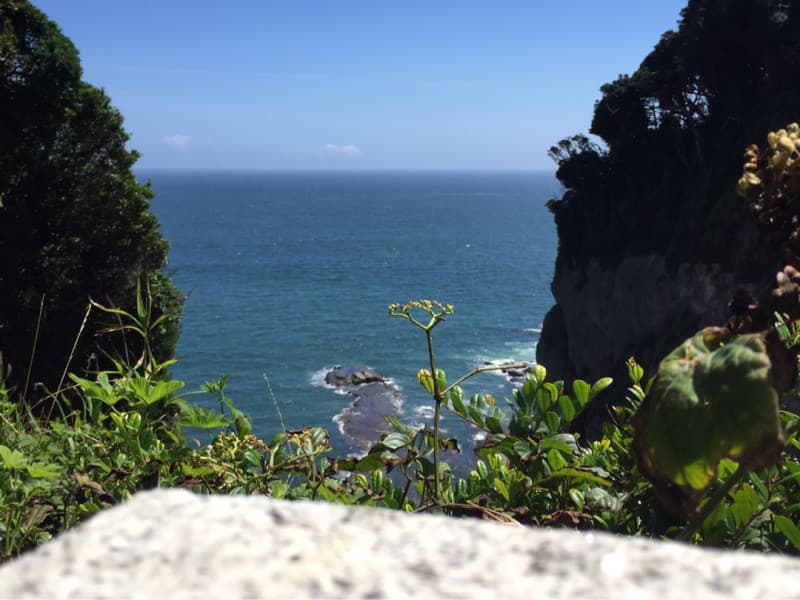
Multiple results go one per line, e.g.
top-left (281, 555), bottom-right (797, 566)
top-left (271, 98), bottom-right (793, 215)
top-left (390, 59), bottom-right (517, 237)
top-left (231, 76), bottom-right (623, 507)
top-left (34, 1), bottom-right (688, 170)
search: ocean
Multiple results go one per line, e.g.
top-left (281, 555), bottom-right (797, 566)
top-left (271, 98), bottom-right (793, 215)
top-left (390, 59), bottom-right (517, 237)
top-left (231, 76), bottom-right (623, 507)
top-left (144, 170), bottom-right (560, 455)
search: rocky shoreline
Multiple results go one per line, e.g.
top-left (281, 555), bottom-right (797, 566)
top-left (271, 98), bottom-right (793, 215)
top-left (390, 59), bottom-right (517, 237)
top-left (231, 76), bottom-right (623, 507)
top-left (325, 365), bottom-right (403, 453)
top-left (325, 361), bottom-right (538, 455)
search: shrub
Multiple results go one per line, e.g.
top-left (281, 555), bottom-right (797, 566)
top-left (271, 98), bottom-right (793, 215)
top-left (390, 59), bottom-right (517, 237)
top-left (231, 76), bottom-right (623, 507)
top-left (0, 0), bottom-right (182, 403)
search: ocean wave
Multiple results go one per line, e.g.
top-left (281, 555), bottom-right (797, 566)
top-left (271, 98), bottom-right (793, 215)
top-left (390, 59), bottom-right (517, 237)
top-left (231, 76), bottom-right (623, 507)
top-left (413, 405), bottom-right (436, 419)
top-left (309, 366), bottom-right (335, 388)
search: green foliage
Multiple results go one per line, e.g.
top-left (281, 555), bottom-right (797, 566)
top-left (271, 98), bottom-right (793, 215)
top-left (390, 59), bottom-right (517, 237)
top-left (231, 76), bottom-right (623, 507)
top-left (0, 0), bottom-right (182, 400)
top-left (6, 295), bottom-right (800, 562)
top-left (633, 328), bottom-right (785, 515)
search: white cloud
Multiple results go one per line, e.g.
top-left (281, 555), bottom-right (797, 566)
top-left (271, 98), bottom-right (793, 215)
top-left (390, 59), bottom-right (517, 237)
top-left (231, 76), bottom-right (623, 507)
top-left (322, 143), bottom-right (362, 156)
top-left (162, 134), bottom-right (191, 148)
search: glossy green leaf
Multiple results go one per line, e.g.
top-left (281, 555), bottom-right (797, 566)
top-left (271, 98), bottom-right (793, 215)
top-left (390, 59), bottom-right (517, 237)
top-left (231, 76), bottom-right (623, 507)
top-left (381, 432), bottom-right (411, 450)
top-left (540, 436), bottom-right (575, 456)
top-left (558, 395), bottom-right (576, 422)
top-left (450, 386), bottom-right (466, 416)
top-left (355, 453), bottom-right (385, 471)
top-left (535, 388), bottom-right (551, 413)
top-left (589, 377), bottom-right (613, 401)
top-left (493, 477), bottom-right (510, 501)
top-left (775, 515), bottom-right (800, 551)
top-left (583, 487), bottom-right (620, 511)
top-left (533, 364), bottom-right (547, 385)
top-left (569, 488), bottom-right (585, 510)
top-left (547, 448), bottom-right (568, 470)
top-left (485, 415), bottom-right (503, 434)
top-left (512, 440), bottom-right (534, 460)
top-left (544, 411), bottom-right (561, 434)
top-left (435, 368), bottom-right (447, 392)
top-left (467, 405), bottom-right (484, 425)
top-left (573, 380), bottom-right (590, 407)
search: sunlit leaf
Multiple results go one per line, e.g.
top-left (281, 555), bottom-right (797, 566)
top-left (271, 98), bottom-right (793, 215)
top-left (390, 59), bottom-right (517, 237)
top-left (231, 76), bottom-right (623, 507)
top-left (0, 445), bottom-right (27, 469)
top-left (558, 395), bottom-right (575, 422)
top-left (493, 477), bottom-right (510, 501)
top-left (25, 462), bottom-right (62, 479)
top-left (572, 380), bottom-right (590, 407)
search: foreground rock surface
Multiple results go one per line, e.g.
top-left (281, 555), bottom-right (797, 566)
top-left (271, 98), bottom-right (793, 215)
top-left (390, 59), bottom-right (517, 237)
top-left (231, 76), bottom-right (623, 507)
top-left (1, 489), bottom-right (799, 599)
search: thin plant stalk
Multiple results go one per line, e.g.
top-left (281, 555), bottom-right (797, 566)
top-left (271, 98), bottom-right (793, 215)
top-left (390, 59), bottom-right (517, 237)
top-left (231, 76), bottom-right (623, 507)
top-left (23, 295), bottom-right (45, 401)
top-left (425, 325), bottom-right (443, 503)
top-left (56, 303), bottom-right (93, 393)
top-left (388, 300), bottom-right (454, 505)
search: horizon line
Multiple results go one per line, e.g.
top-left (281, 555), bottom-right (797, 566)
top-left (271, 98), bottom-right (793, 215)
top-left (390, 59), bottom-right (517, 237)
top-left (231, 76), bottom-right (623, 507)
top-left (134, 166), bottom-right (558, 173)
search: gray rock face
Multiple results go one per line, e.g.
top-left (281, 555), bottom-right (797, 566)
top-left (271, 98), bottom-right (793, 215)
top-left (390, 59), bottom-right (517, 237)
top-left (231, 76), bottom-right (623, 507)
top-left (539, 255), bottom-right (740, 382)
top-left (536, 254), bottom-right (776, 436)
top-left (1, 488), bottom-right (798, 599)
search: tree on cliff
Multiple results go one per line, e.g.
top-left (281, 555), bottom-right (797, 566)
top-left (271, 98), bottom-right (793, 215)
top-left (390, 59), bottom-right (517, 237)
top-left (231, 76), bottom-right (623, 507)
top-left (0, 1), bottom-right (182, 401)
top-left (548, 0), bottom-right (800, 270)
top-left (539, 0), bottom-right (800, 428)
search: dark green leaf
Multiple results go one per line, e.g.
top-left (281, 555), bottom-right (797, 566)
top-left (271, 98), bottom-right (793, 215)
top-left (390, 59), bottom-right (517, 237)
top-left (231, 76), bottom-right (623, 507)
top-left (485, 415), bottom-right (503, 434)
top-left (467, 405), bottom-right (484, 425)
top-left (558, 395), bottom-right (576, 422)
top-left (544, 411), bottom-right (561, 434)
top-left (573, 380), bottom-right (590, 407)
top-left (382, 432), bottom-right (411, 450)
top-left (774, 515), bottom-right (800, 551)
top-left (355, 453), bottom-right (385, 471)
top-left (540, 436), bottom-right (575, 456)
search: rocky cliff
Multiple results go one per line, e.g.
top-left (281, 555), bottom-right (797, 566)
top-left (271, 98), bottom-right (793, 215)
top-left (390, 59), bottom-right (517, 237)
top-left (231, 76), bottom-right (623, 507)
top-left (536, 0), bottom-right (798, 428)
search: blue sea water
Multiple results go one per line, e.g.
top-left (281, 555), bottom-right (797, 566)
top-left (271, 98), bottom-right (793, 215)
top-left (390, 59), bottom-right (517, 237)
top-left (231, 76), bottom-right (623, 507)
top-left (144, 170), bottom-right (559, 454)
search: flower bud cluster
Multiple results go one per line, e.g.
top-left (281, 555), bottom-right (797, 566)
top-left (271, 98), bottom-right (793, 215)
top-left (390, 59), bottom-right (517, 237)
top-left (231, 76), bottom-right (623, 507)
top-left (737, 122), bottom-right (800, 266)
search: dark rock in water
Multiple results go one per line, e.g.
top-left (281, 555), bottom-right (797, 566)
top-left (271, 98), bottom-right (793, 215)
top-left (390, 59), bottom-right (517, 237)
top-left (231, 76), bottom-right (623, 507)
top-left (481, 361), bottom-right (535, 387)
top-left (335, 382), bottom-right (403, 453)
top-left (326, 365), bottom-right (402, 453)
top-left (325, 365), bottom-right (383, 387)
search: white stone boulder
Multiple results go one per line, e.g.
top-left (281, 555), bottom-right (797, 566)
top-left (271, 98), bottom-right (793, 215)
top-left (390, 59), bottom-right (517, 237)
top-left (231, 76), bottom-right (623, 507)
top-left (0, 488), bottom-right (798, 599)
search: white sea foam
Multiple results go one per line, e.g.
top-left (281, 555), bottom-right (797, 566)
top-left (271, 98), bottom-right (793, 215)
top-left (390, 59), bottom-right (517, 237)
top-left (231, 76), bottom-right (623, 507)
top-left (309, 366), bottom-right (335, 389)
top-left (414, 405), bottom-right (435, 419)
top-left (480, 358), bottom-right (529, 378)
top-left (384, 377), bottom-right (402, 392)
top-left (523, 327), bottom-right (542, 333)
top-left (473, 430), bottom-right (488, 444)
